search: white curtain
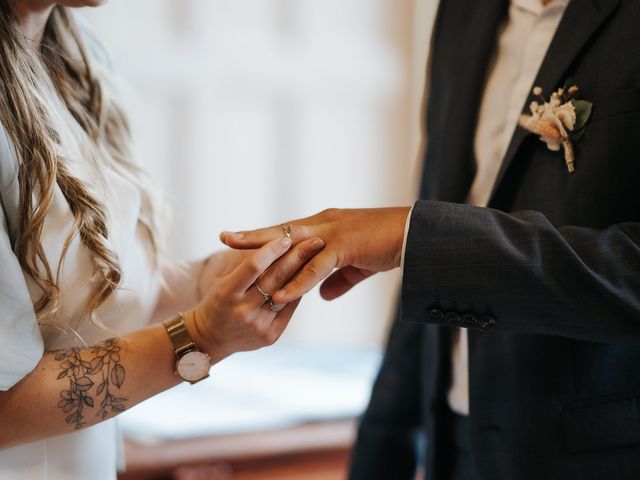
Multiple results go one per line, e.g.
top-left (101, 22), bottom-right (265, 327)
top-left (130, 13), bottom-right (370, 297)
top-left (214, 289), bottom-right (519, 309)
top-left (84, 0), bottom-right (437, 347)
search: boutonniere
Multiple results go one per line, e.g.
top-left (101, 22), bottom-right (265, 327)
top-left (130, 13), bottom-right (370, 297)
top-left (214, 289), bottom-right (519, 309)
top-left (518, 81), bottom-right (593, 172)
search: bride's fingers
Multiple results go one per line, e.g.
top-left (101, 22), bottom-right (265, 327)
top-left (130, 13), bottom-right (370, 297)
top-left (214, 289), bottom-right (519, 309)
top-left (319, 266), bottom-right (377, 301)
top-left (272, 249), bottom-right (338, 304)
top-left (252, 238), bottom-right (325, 303)
top-left (220, 224), bottom-right (311, 249)
top-left (226, 237), bottom-right (292, 293)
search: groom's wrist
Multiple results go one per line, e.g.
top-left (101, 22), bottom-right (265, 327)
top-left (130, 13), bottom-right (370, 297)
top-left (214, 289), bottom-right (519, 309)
top-left (399, 205), bottom-right (414, 270)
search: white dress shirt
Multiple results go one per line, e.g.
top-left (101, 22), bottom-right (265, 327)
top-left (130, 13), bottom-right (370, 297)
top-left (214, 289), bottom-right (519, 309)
top-left (402, 0), bottom-right (570, 416)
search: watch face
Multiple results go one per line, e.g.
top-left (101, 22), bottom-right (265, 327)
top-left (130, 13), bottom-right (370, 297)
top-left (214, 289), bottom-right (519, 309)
top-left (176, 350), bottom-right (211, 383)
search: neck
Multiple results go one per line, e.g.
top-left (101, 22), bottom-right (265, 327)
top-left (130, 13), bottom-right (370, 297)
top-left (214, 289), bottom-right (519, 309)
top-left (11, 1), bottom-right (55, 52)
top-left (541, 0), bottom-right (553, 5)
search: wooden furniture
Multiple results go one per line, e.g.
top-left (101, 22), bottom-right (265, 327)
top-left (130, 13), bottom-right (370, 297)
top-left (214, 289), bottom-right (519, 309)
top-left (118, 419), bottom-right (356, 480)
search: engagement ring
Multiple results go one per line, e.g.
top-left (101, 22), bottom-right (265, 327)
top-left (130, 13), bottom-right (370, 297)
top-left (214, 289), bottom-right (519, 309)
top-left (255, 283), bottom-right (272, 302)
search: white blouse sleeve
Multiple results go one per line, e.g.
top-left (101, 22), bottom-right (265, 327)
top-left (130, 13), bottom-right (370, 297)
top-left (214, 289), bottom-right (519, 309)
top-left (0, 127), bottom-right (44, 391)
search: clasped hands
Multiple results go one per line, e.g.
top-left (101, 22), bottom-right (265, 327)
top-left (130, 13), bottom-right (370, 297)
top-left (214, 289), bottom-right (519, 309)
top-left (187, 207), bottom-right (409, 363)
top-left (221, 207), bottom-right (411, 303)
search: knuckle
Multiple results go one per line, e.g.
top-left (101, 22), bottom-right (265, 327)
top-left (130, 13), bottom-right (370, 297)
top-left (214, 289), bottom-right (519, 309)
top-left (246, 257), bottom-right (263, 275)
top-left (262, 330), bottom-right (277, 345)
top-left (297, 241), bottom-right (317, 261)
top-left (266, 244), bottom-right (281, 259)
top-left (269, 266), bottom-right (287, 286)
top-left (213, 284), bottom-right (231, 302)
top-left (292, 224), bottom-right (308, 239)
top-left (273, 239), bottom-right (287, 253)
top-left (302, 262), bottom-right (320, 279)
top-left (237, 305), bottom-right (255, 322)
top-left (322, 208), bottom-right (339, 218)
top-left (287, 279), bottom-right (305, 294)
top-left (246, 318), bottom-right (261, 334)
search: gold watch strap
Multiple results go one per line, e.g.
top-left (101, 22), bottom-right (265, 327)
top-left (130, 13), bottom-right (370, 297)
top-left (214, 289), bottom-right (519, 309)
top-left (163, 312), bottom-right (197, 357)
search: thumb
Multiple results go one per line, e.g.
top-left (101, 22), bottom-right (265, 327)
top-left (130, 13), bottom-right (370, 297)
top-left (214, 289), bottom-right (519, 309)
top-left (319, 266), bottom-right (376, 300)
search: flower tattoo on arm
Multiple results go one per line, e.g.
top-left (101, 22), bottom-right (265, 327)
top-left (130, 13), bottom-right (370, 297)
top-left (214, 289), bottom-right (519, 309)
top-left (54, 338), bottom-right (127, 430)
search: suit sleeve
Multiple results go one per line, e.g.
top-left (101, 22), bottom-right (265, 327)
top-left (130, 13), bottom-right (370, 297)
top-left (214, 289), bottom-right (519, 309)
top-left (348, 305), bottom-right (422, 480)
top-left (401, 200), bottom-right (640, 344)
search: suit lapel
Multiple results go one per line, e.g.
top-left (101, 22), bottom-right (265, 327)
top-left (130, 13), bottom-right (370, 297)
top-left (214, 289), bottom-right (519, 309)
top-left (420, 0), bottom-right (507, 202)
top-left (488, 0), bottom-right (622, 204)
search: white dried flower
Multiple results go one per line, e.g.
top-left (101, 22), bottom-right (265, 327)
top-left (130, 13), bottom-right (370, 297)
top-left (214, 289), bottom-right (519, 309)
top-left (519, 85), bottom-right (584, 172)
top-left (555, 102), bottom-right (576, 131)
top-left (549, 93), bottom-right (562, 108)
top-left (529, 101), bottom-right (540, 114)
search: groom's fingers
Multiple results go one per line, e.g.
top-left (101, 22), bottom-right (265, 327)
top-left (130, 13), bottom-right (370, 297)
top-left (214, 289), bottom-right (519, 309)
top-left (226, 237), bottom-right (292, 293)
top-left (220, 224), bottom-right (312, 249)
top-left (319, 266), bottom-right (377, 301)
top-left (272, 249), bottom-right (338, 303)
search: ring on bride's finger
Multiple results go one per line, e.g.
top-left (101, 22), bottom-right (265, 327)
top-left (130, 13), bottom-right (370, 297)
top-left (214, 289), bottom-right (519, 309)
top-left (255, 283), bottom-right (272, 302)
top-left (281, 225), bottom-right (291, 239)
top-left (268, 300), bottom-right (280, 313)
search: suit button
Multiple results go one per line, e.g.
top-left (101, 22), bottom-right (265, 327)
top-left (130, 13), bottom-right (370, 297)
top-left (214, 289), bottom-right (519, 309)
top-left (428, 308), bottom-right (444, 321)
top-left (478, 314), bottom-right (496, 328)
top-left (445, 311), bottom-right (461, 323)
top-left (462, 313), bottom-right (476, 325)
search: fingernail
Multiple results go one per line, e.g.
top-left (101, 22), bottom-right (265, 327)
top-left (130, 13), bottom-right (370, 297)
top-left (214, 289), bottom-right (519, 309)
top-left (223, 231), bottom-right (243, 241)
top-left (281, 237), bottom-right (292, 248)
top-left (310, 238), bottom-right (325, 249)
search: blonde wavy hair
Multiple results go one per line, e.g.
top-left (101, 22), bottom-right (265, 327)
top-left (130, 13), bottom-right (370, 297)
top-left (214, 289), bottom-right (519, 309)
top-left (0, 4), bottom-right (159, 332)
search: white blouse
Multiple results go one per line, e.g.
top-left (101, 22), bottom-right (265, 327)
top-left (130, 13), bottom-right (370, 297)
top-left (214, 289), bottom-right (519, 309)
top-left (0, 118), bottom-right (161, 479)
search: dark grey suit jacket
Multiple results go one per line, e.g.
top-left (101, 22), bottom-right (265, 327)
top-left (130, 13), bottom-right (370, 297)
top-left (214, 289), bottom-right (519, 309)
top-left (350, 0), bottom-right (640, 479)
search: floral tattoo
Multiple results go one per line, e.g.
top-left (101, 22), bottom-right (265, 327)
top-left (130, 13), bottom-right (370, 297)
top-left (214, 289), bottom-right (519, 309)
top-left (55, 338), bottom-right (127, 430)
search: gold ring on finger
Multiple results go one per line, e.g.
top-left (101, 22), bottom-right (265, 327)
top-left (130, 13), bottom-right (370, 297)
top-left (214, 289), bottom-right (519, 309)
top-left (282, 225), bottom-right (291, 239)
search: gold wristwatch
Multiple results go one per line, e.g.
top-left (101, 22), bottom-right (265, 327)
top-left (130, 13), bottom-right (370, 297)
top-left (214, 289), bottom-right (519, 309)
top-left (163, 312), bottom-right (211, 384)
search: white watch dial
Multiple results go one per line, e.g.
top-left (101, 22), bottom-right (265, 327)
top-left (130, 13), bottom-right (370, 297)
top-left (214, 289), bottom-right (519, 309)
top-left (176, 350), bottom-right (211, 383)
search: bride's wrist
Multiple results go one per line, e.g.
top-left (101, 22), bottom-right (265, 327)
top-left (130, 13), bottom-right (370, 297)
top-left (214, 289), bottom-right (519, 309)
top-left (183, 308), bottom-right (228, 364)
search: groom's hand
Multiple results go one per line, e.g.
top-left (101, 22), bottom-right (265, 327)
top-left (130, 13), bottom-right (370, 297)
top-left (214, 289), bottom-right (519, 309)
top-left (220, 207), bottom-right (410, 304)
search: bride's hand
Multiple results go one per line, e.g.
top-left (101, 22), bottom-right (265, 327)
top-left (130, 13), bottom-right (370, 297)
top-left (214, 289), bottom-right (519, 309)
top-left (198, 249), bottom-right (251, 300)
top-left (186, 236), bottom-right (325, 362)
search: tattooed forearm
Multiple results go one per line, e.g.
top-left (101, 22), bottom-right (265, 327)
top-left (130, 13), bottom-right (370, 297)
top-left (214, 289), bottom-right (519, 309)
top-left (54, 338), bottom-right (128, 429)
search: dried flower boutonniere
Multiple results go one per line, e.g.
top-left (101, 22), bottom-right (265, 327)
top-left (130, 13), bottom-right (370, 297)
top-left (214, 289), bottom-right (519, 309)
top-left (518, 81), bottom-right (593, 172)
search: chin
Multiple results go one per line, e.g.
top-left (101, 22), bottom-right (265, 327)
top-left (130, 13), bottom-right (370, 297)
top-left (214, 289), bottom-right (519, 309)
top-left (57, 0), bottom-right (108, 7)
